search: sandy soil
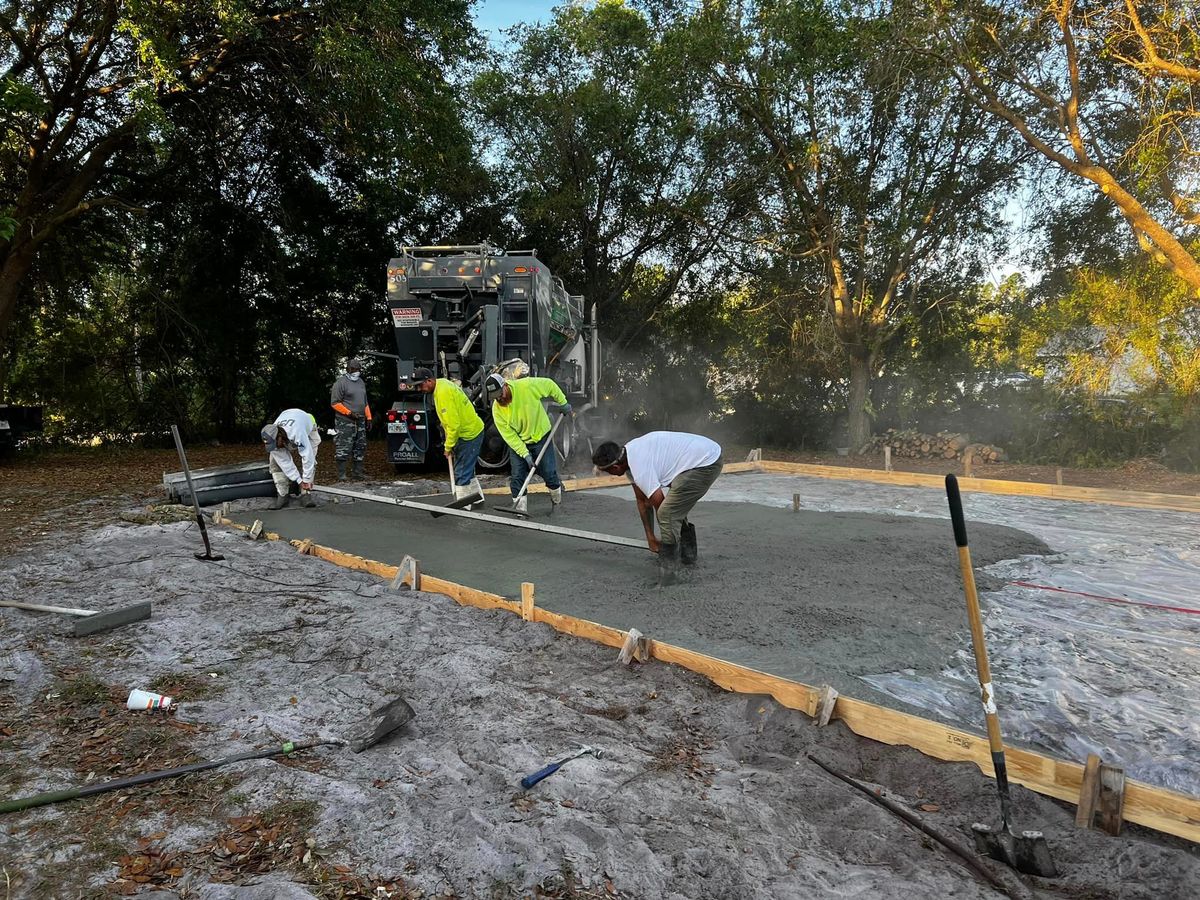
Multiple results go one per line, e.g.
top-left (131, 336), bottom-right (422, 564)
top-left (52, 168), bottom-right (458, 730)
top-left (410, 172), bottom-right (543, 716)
top-left (231, 490), bottom-right (1048, 708)
top-left (1, 514), bottom-right (1198, 898)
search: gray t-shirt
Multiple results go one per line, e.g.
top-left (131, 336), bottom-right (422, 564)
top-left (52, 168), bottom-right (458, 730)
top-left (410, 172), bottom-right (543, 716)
top-left (331, 374), bottom-right (370, 417)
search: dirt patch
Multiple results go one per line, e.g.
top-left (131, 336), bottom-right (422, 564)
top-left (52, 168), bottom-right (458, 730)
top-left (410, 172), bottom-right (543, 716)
top-left (1, 521), bottom-right (1196, 898)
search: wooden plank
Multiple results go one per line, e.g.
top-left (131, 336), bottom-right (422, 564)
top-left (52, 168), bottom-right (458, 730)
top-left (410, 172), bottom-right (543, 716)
top-left (816, 685), bottom-right (839, 726)
top-left (212, 515), bottom-right (1200, 845)
top-left (754, 460), bottom-right (1200, 513)
top-left (521, 582), bottom-right (535, 622)
top-left (1076, 753), bottom-right (1102, 828)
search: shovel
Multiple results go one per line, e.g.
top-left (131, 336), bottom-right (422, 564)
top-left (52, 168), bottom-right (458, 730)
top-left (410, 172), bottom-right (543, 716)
top-left (945, 475), bottom-right (1057, 878)
top-left (430, 449), bottom-right (484, 518)
top-left (494, 414), bottom-right (565, 519)
top-left (0, 696), bottom-right (414, 816)
top-left (170, 423), bottom-right (224, 562)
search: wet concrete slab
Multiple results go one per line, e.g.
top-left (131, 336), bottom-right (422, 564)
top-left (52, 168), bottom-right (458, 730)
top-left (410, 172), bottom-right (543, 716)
top-left (230, 483), bottom-right (1049, 705)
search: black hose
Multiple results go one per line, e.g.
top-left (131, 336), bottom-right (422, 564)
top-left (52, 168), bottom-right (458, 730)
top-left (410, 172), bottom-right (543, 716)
top-left (806, 754), bottom-right (1036, 900)
top-left (0, 741), bottom-right (336, 816)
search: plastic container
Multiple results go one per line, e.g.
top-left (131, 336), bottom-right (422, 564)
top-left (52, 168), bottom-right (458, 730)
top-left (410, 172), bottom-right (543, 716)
top-left (126, 688), bottom-right (176, 713)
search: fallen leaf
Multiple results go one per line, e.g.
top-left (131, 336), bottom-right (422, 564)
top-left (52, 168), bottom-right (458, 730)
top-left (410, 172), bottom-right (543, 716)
top-left (918, 803), bottom-right (940, 812)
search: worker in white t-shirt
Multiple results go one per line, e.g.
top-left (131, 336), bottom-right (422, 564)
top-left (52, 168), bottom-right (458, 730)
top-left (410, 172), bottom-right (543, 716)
top-left (592, 431), bottom-right (723, 585)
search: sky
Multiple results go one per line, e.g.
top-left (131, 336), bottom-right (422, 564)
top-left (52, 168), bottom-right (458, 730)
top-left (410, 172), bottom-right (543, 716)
top-left (474, 0), bottom-right (559, 39)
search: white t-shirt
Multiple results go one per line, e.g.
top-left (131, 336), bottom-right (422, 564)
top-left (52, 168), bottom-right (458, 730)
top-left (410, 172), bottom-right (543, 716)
top-left (624, 431), bottom-right (722, 497)
top-left (271, 408), bottom-right (319, 484)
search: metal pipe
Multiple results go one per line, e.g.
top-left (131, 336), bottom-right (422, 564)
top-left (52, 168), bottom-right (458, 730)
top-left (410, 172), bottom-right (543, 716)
top-left (311, 485), bottom-right (647, 550)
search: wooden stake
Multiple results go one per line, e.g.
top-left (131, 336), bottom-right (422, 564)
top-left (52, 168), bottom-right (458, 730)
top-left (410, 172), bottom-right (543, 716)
top-left (1076, 753), bottom-right (1102, 828)
top-left (391, 555), bottom-right (419, 591)
top-left (816, 685), bottom-right (839, 726)
top-left (963, 449), bottom-right (974, 478)
top-left (296, 538), bottom-right (313, 556)
top-left (1056, 467), bottom-right (1064, 486)
top-left (792, 493), bottom-right (801, 512)
top-left (883, 445), bottom-right (892, 472)
top-left (618, 627), bottom-right (649, 665)
top-left (1097, 762), bottom-right (1126, 836)
top-left (248, 520), bottom-right (264, 540)
top-left (521, 582), bottom-right (536, 622)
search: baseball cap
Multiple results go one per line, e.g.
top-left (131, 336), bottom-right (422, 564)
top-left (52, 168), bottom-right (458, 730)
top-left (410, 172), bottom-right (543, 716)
top-left (347, 357), bottom-right (363, 370)
top-left (411, 367), bottom-right (435, 383)
top-left (484, 373), bottom-right (506, 396)
top-left (261, 423), bottom-right (280, 451)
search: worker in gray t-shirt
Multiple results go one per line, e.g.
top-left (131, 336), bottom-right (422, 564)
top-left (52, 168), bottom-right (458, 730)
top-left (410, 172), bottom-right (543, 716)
top-left (330, 358), bottom-right (372, 480)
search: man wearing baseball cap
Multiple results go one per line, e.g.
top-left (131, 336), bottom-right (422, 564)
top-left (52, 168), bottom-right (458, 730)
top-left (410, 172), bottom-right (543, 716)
top-left (485, 373), bottom-right (572, 515)
top-left (412, 367), bottom-right (485, 507)
top-left (261, 408), bottom-right (322, 509)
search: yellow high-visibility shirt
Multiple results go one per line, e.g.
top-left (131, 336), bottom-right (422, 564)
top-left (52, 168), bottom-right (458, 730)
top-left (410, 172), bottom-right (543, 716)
top-left (492, 377), bottom-right (567, 457)
top-left (433, 379), bottom-right (484, 450)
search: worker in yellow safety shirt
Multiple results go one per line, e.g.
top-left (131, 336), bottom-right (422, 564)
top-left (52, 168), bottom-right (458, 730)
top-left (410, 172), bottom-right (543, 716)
top-left (413, 367), bottom-right (485, 507)
top-left (485, 373), bottom-right (572, 515)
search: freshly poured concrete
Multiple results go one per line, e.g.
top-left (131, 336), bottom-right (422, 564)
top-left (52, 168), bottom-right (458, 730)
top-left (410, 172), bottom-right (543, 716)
top-left (232, 488), bottom-right (1048, 703)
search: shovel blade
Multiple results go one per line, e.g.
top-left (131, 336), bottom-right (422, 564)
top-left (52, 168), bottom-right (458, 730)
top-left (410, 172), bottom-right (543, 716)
top-left (345, 696), bottom-right (416, 753)
top-left (972, 823), bottom-right (1057, 878)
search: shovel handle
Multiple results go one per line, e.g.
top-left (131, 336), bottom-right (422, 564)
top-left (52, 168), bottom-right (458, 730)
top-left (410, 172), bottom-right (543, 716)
top-left (946, 474), bottom-right (969, 547)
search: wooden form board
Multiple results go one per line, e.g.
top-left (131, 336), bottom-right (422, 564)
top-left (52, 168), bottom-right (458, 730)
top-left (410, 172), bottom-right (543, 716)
top-left (214, 514), bottom-right (1200, 844)
top-left (753, 460), bottom-right (1200, 514)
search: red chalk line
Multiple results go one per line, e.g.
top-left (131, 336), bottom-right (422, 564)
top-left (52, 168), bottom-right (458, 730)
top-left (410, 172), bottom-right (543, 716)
top-left (1008, 581), bottom-right (1200, 616)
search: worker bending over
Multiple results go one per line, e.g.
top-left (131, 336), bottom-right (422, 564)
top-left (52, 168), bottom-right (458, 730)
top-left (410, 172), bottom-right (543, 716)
top-left (413, 367), bottom-right (485, 508)
top-left (330, 357), bottom-right (372, 481)
top-left (592, 432), bottom-right (723, 585)
top-left (486, 373), bottom-right (571, 515)
top-left (261, 409), bottom-right (321, 509)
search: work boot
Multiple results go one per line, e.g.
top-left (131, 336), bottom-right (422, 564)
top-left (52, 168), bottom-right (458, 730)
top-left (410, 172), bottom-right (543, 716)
top-left (465, 477), bottom-right (484, 509)
top-left (300, 490), bottom-right (316, 509)
top-left (336, 459), bottom-right (347, 482)
top-left (352, 459), bottom-right (366, 481)
top-left (680, 523), bottom-right (698, 565)
top-left (270, 494), bottom-right (288, 510)
top-left (515, 495), bottom-right (528, 515)
top-left (657, 542), bottom-right (679, 586)
top-left (549, 486), bottom-right (563, 506)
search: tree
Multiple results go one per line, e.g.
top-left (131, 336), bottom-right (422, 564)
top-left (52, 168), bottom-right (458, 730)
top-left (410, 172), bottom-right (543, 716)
top-left (926, 0), bottom-right (1200, 295)
top-left (0, 0), bottom-right (475, 343)
top-left (473, 0), bottom-right (733, 351)
top-left (698, 0), bottom-right (1024, 448)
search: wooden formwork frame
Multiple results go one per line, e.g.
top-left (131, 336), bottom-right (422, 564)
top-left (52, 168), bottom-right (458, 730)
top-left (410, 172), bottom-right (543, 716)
top-left (214, 458), bottom-right (1200, 844)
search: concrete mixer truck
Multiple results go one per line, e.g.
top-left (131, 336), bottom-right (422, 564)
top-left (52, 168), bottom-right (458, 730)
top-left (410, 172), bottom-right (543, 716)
top-left (376, 244), bottom-right (602, 471)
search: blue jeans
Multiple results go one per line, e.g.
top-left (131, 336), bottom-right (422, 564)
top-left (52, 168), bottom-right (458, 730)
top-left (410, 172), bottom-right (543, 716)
top-left (508, 432), bottom-right (561, 496)
top-left (449, 431), bottom-right (484, 486)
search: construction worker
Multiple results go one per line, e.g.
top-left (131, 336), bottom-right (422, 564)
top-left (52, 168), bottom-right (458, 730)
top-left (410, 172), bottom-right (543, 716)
top-left (485, 373), bottom-right (571, 515)
top-left (412, 367), bottom-right (485, 507)
top-left (330, 358), bottom-right (372, 481)
top-left (591, 432), bottom-right (723, 585)
top-left (261, 409), bottom-right (322, 509)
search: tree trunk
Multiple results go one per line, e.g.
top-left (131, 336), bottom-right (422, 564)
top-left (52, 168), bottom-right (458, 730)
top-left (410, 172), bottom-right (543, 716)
top-left (847, 352), bottom-right (872, 452)
top-left (0, 243), bottom-right (37, 344)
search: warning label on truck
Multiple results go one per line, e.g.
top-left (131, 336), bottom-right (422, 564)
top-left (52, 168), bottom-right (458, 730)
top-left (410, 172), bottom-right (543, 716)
top-left (391, 307), bottom-right (422, 327)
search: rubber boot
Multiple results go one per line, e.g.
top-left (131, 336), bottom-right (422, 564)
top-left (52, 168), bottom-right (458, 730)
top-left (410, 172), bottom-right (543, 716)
top-left (515, 495), bottom-right (528, 515)
top-left (270, 494), bottom-right (288, 510)
top-left (466, 477), bottom-right (484, 509)
top-left (549, 486), bottom-right (563, 506)
top-left (300, 490), bottom-right (316, 508)
top-left (351, 458), bottom-right (366, 481)
top-left (336, 459), bottom-right (347, 482)
top-left (680, 522), bottom-right (697, 565)
top-left (657, 541), bottom-right (679, 586)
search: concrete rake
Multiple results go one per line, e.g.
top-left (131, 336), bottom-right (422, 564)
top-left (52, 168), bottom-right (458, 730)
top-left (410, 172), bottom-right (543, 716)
top-left (0, 696), bottom-right (415, 816)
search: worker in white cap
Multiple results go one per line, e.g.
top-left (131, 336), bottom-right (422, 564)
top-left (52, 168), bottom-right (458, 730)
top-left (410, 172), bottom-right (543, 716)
top-left (485, 373), bottom-right (572, 515)
top-left (261, 409), bottom-right (321, 509)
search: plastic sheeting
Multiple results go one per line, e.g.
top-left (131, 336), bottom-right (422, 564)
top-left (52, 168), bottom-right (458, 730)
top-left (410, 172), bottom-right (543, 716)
top-left (599, 472), bottom-right (1200, 794)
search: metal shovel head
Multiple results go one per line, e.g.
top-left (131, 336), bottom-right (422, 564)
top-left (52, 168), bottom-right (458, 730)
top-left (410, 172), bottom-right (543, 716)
top-left (344, 696), bottom-right (416, 753)
top-left (430, 491), bottom-right (484, 518)
top-left (971, 822), bottom-right (1057, 878)
top-left (492, 503), bottom-right (530, 518)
